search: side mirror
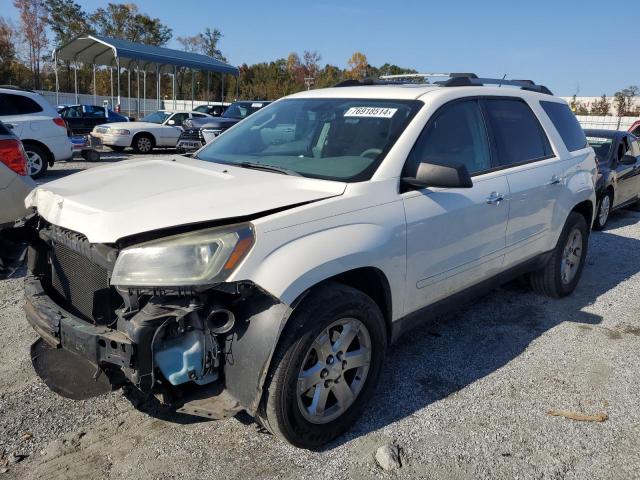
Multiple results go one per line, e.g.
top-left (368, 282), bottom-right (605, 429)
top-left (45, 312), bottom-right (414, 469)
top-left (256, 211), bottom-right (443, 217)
top-left (620, 154), bottom-right (637, 165)
top-left (167, 119), bottom-right (176, 126)
top-left (402, 161), bottom-right (473, 189)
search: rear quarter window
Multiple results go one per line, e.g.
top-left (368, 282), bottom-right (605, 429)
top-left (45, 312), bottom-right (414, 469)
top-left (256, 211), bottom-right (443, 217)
top-left (0, 93), bottom-right (44, 115)
top-left (540, 101), bottom-right (587, 152)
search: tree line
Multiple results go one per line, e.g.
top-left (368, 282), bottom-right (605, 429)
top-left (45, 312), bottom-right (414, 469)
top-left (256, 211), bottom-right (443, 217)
top-left (570, 87), bottom-right (640, 117)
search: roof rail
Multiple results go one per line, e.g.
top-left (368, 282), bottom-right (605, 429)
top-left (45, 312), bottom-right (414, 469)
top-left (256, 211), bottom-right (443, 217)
top-left (442, 76), bottom-right (553, 95)
top-left (333, 73), bottom-right (553, 95)
top-left (0, 85), bottom-right (36, 93)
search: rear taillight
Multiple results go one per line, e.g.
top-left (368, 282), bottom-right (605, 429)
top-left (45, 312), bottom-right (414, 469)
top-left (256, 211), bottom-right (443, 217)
top-left (0, 139), bottom-right (28, 176)
top-left (52, 117), bottom-right (66, 129)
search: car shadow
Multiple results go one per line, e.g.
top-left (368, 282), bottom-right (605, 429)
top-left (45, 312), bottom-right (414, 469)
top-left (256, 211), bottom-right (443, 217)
top-left (314, 210), bottom-right (640, 450)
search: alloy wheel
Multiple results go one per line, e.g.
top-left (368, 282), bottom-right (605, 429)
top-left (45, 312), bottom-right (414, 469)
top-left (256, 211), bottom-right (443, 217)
top-left (561, 228), bottom-right (583, 285)
top-left (26, 151), bottom-right (44, 176)
top-left (599, 195), bottom-right (611, 227)
top-left (296, 318), bottom-right (371, 424)
top-left (137, 137), bottom-right (152, 153)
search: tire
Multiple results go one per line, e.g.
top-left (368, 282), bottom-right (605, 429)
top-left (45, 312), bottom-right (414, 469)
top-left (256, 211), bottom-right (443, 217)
top-left (132, 134), bottom-right (154, 154)
top-left (23, 143), bottom-right (49, 179)
top-left (593, 192), bottom-right (612, 230)
top-left (81, 149), bottom-right (100, 162)
top-left (529, 212), bottom-right (589, 298)
top-left (109, 146), bottom-right (126, 152)
top-left (257, 283), bottom-right (387, 448)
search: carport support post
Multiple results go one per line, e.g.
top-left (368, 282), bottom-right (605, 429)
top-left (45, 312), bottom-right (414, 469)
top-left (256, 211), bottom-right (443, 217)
top-left (236, 75), bottom-right (239, 100)
top-left (116, 57), bottom-right (121, 111)
top-left (206, 72), bottom-right (210, 103)
top-left (92, 64), bottom-right (97, 107)
top-left (53, 55), bottom-right (59, 105)
top-left (143, 70), bottom-right (147, 115)
top-left (156, 64), bottom-right (161, 109)
top-left (221, 74), bottom-right (224, 104)
top-left (127, 68), bottom-right (131, 117)
top-left (74, 61), bottom-right (79, 104)
top-left (110, 66), bottom-right (113, 109)
top-left (191, 69), bottom-right (195, 110)
top-left (172, 65), bottom-right (176, 110)
top-left (136, 67), bottom-right (140, 119)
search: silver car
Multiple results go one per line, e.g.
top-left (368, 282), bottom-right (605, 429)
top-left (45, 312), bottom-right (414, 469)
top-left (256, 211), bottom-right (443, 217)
top-left (0, 120), bottom-right (35, 277)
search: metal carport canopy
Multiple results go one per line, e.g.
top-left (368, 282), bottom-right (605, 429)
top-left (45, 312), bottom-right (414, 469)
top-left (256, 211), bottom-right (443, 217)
top-left (53, 34), bottom-right (239, 75)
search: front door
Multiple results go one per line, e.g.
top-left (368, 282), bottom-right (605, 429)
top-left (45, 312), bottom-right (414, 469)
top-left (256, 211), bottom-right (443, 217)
top-left (402, 99), bottom-right (509, 313)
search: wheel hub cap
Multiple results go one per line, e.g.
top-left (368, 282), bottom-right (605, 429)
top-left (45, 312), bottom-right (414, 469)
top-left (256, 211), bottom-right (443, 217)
top-left (296, 318), bottom-right (371, 424)
top-left (561, 228), bottom-right (583, 285)
top-left (599, 196), bottom-right (610, 225)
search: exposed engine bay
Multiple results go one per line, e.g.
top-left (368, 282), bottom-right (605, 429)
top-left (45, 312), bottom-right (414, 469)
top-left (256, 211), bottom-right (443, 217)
top-left (23, 217), bottom-right (288, 419)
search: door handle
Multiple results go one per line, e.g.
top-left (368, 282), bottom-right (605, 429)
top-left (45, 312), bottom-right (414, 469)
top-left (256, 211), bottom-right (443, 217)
top-left (548, 175), bottom-right (563, 185)
top-left (486, 192), bottom-right (505, 205)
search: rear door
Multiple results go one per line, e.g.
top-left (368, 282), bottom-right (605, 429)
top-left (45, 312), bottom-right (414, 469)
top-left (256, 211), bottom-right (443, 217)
top-left (83, 105), bottom-right (108, 133)
top-left (403, 99), bottom-right (510, 312)
top-left (615, 135), bottom-right (640, 204)
top-left (483, 98), bottom-right (560, 267)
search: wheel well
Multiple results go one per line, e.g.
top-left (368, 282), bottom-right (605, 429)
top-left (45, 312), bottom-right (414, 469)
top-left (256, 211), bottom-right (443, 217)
top-left (132, 131), bottom-right (155, 147)
top-left (571, 200), bottom-right (594, 228)
top-left (324, 267), bottom-right (393, 342)
top-left (21, 139), bottom-right (54, 166)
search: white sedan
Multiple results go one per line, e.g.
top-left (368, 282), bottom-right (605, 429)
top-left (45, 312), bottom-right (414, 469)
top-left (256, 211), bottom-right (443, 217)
top-left (91, 110), bottom-right (211, 153)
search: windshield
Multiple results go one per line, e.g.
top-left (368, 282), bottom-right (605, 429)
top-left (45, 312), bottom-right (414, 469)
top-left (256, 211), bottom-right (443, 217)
top-left (195, 98), bottom-right (421, 181)
top-left (587, 136), bottom-right (613, 163)
top-left (223, 102), bottom-right (267, 119)
top-left (141, 111), bottom-right (172, 124)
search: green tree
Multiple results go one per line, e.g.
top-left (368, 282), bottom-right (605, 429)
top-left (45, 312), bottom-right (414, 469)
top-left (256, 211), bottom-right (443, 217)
top-left (45, 0), bottom-right (91, 44)
top-left (0, 17), bottom-right (17, 85)
top-left (199, 28), bottom-right (225, 61)
top-left (90, 3), bottom-right (172, 46)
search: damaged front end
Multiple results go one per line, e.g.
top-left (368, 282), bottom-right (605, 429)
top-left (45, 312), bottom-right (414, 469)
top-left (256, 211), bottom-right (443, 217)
top-left (24, 219), bottom-right (288, 419)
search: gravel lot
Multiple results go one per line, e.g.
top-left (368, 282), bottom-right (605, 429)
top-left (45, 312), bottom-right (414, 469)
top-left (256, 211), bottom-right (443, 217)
top-left (1, 155), bottom-right (639, 479)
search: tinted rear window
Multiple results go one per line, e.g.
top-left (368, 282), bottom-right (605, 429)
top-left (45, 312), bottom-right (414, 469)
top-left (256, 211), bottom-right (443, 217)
top-left (541, 101), bottom-right (587, 152)
top-left (0, 93), bottom-right (44, 115)
top-left (483, 98), bottom-right (552, 166)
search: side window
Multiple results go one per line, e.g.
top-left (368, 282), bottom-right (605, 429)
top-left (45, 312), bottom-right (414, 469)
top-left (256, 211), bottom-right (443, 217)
top-left (0, 93), bottom-right (43, 115)
top-left (169, 113), bottom-right (189, 126)
top-left (540, 101), bottom-right (587, 152)
top-left (192, 113), bottom-right (208, 119)
top-left (483, 98), bottom-right (552, 167)
top-left (63, 106), bottom-right (82, 118)
top-left (405, 100), bottom-right (491, 177)
top-left (84, 106), bottom-right (106, 118)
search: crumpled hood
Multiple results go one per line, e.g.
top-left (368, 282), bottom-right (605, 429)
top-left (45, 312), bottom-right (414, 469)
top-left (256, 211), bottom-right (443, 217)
top-left (26, 156), bottom-right (346, 243)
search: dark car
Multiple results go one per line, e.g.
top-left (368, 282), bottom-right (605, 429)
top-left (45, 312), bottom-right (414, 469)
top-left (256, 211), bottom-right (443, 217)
top-left (193, 103), bottom-right (228, 117)
top-left (585, 129), bottom-right (640, 229)
top-left (630, 120), bottom-right (640, 137)
top-left (177, 100), bottom-right (272, 153)
top-left (58, 104), bottom-right (129, 135)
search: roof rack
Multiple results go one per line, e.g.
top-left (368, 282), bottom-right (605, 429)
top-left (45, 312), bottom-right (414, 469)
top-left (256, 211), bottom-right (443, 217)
top-left (0, 85), bottom-right (36, 93)
top-left (334, 72), bottom-right (553, 95)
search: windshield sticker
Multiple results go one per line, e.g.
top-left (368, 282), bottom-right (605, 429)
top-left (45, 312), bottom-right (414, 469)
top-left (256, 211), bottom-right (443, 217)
top-left (251, 103), bottom-right (263, 108)
top-left (344, 107), bottom-right (397, 118)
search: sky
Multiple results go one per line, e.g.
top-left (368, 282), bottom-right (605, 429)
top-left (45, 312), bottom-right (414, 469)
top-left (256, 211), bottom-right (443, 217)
top-left (3, 0), bottom-right (638, 96)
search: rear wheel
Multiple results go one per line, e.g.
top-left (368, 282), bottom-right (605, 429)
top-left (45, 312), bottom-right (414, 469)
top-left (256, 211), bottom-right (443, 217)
top-left (529, 212), bottom-right (588, 298)
top-left (593, 192), bottom-right (612, 230)
top-left (257, 283), bottom-right (387, 448)
top-left (132, 134), bottom-right (154, 154)
top-left (23, 144), bottom-right (49, 178)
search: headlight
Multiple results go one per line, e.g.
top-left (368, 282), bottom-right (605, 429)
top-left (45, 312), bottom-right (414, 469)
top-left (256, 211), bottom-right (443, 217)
top-left (110, 129), bottom-right (130, 135)
top-left (111, 223), bottom-right (254, 287)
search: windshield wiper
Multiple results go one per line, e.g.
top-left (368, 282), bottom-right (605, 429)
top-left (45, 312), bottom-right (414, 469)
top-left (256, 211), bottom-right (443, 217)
top-left (237, 162), bottom-right (301, 177)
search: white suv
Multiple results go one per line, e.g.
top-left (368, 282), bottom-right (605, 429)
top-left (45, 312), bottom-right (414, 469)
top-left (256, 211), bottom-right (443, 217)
top-left (0, 87), bottom-right (73, 178)
top-left (21, 74), bottom-right (596, 448)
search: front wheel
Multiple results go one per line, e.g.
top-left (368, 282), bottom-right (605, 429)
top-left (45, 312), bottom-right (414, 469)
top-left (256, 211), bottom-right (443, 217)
top-left (257, 283), bottom-right (387, 448)
top-left (593, 192), bottom-right (612, 230)
top-left (132, 134), bottom-right (154, 154)
top-left (529, 212), bottom-right (588, 298)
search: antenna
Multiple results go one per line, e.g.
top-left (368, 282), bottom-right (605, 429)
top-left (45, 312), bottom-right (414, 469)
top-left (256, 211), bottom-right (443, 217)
top-left (498, 74), bottom-right (507, 88)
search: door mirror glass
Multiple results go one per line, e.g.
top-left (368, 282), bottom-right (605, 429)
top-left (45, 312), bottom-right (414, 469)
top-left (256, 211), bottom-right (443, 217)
top-left (167, 119), bottom-right (176, 125)
top-left (620, 154), bottom-right (637, 165)
top-left (403, 161), bottom-right (473, 189)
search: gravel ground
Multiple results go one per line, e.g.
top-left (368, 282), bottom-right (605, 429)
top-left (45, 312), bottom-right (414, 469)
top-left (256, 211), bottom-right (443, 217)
top-left (1, 156), bottom-right (639, 479)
